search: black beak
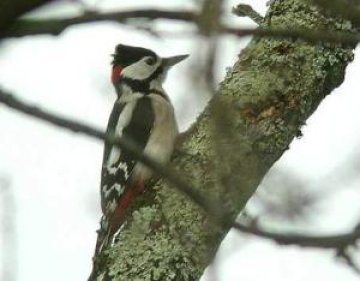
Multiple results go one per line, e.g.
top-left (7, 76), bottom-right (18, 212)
top-left (162, 54), bottom-right (189, 68)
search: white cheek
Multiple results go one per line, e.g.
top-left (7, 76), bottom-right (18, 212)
top-left (121, 60), bottom-right (161, 80)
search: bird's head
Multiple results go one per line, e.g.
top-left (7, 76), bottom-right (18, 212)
top-left (111, 44), bottom-right (188, 88)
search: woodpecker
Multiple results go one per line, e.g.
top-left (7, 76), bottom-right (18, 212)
top-left (92, 44), bottom-right (188, 261)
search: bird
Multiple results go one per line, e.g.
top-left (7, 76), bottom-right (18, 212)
top-left (89, 44), bottom-right (188, 279)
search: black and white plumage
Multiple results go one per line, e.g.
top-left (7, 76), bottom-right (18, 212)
top-left (94, 44), bottom-right (188, 256)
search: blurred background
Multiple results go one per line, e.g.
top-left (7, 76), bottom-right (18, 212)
top-left (0, 0), bottom-right (360, 280)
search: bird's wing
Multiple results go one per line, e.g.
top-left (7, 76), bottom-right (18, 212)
top-left (100, 96), bottom-right (155, 217)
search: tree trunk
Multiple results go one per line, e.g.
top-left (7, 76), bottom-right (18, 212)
top-left (94, 0), bottom-right (356, 280)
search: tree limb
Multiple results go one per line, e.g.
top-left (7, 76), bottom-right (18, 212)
top-left (313, 0), bottom-right (360, 25)
top-left (101, 1), bottom-right (357, 280)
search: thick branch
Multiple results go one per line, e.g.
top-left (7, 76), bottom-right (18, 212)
top-left (102, 1), bottom-right (357, 280)
top-left (313, 0), bottom-right (360, 25)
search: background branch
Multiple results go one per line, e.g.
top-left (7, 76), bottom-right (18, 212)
top-left (234, 221), bottom-right (360, 249)
top-left (3, 10), bottom-right (360, 50)
top-left (0, 0), bottom-right (53, 36)
top-left (5, 9), bottom-right (196, 38)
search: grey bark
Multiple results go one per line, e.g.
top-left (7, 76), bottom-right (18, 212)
top-left (94, 0), bottom-right (356, 280)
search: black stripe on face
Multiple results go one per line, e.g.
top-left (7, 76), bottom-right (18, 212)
top-left (119, 65), bottom-right (164, 93)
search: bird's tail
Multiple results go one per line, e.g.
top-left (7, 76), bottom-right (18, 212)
top-left (88, 184), bottom-right (142, 281)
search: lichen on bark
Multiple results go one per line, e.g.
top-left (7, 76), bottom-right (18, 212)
top-left (95, 1), bottom-right (356, 280)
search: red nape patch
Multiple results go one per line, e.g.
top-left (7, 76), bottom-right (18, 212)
top-left (111, 65), bottom-right (122, 84)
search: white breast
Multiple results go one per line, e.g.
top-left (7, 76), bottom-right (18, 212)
top-left (132, 93), bottom-right (178, 181)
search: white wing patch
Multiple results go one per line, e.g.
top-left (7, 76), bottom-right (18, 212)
top-left (113, 183), bottom-right (125, 194)
top-left (107, 166), bottom-right (117, 175)
top-left (117, 162), bottom-right (130, 179)
top-left (102, 165), bottom-right (128, 200)
top-left (108, 199), bottom-right (118, 213)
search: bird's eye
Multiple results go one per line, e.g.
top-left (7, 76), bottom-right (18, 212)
top-left (145, 57), bottom-right (156, 65)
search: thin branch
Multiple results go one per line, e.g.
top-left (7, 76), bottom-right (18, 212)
top-left (4, 8), bottom-right (360, 49)
top-left (337, 248), bottom-right (360, 275)
top-left (232, 4), bottom-right (264, 25)
top-left (0, 0), bottom-right (53, 36)
top-left (4, 9), bottom-right (196, 38)
top-left (1, 88), bottom-right (360, 255)
top-left (233, 221), bottom-right (360, 249)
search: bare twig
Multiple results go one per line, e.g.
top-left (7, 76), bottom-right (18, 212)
top-left (232, 4), bottom-right (264, 25)
top-left (1, 1), bottom-right (359, 41)
top-left (233, 221), bottom-right (360, 249)
top-left (337, 247), bottom-right (360, 274)
top-left (4, 9), bottom-right (196, 38)
top-left (2, 7), bottom-right (360, 48)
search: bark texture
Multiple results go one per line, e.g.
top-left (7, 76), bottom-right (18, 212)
top-left (95, 1), bottom-right (356, 280)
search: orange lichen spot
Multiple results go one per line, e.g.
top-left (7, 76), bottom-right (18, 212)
top-left (287, 93), bottom-right (297, 108)
top-left (259, 106), bottom-right (277, 119)
top-left (242, 106), bottom-right (258, 123)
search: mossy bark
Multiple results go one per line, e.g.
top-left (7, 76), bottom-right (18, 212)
top-left (94, 1), bottom-right (356, 280)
